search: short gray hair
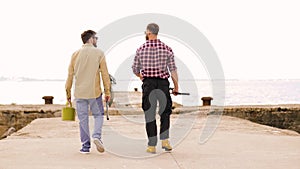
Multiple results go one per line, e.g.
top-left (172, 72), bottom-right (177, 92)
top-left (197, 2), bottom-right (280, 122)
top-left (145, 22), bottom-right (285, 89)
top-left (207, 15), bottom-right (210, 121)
top-left (146, 23), bottom-right (159, 35)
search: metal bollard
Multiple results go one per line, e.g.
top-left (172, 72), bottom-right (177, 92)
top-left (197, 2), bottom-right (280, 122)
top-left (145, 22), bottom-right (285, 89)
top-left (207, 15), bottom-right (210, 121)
top-left (42, 96), bottom-right (54, 104)
top-left (201, 97), bottom-right (213, 106)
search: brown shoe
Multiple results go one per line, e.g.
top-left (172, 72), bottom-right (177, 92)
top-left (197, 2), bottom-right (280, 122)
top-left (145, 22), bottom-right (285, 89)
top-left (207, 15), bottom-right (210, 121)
top-left (162, 140), bottom-right (172, 151)
top-left (146, 146), bottom-right (156, 153)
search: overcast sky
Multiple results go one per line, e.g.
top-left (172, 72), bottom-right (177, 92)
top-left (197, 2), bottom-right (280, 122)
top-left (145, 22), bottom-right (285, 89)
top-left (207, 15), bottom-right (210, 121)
top-left (0, 0), bottom-right (299, 80)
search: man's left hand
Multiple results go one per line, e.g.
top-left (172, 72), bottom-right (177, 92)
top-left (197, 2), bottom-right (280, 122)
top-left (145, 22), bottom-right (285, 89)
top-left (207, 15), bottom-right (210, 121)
top-left (172, 88), bottom-right (179, 96)
top-left (105, 96), bottom-right (110, 102)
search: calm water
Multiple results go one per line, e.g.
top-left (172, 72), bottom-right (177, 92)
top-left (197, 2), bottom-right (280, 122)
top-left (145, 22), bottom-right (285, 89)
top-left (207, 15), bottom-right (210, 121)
top-left (0, 79), bottom-right (299, 106)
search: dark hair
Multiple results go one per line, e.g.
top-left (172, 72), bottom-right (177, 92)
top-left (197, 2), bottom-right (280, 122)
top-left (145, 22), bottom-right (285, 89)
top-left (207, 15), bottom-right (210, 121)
top-left (81, 30), bottom-right (96, 44)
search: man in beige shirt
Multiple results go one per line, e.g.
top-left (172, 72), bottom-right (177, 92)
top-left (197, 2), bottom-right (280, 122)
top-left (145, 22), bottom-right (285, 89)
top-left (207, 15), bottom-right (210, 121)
top-left (65, 30), bottom-right (110, 154)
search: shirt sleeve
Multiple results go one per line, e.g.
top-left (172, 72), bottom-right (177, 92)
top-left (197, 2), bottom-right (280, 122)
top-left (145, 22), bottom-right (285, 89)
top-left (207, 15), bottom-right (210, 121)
top-left (99, 55), bottom-right (111, 97)
top-left (65, 52), bottom-right (77, 99)
top-left (167, 50), bottom-right (177, 72)
top-left (132, 50), bottom-right (141, 74)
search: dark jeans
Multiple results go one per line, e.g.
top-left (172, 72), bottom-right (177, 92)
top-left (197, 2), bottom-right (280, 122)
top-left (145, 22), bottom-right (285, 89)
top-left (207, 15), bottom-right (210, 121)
top-left (142, 78), bottom-right (172, 146)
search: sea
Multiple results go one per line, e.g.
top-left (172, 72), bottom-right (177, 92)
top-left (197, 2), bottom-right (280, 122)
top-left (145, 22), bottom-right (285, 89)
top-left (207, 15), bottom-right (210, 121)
top-left (0, 79), bottom-right (299, 106)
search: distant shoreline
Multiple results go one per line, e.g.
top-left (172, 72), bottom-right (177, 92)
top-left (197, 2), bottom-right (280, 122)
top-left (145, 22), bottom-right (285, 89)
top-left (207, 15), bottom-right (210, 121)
top-left (1, 79), bottom-right (300, 106)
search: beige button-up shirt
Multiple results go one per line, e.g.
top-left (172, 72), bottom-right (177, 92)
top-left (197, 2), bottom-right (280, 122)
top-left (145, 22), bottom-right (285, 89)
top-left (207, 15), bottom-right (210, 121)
top-left (65, 43), bottom-right (110, 99)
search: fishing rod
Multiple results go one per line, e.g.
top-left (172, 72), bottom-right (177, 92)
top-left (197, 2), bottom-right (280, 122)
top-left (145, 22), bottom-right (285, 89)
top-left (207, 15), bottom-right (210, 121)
top-left (169, 88), bottom-right (190, 95)
top-left (105, 101), bottom-right (109, 120)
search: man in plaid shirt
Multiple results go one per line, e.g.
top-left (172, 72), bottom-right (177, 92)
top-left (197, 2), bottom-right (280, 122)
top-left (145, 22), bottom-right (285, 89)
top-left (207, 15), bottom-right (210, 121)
top-left (132, 23), bottom-right (179, 153)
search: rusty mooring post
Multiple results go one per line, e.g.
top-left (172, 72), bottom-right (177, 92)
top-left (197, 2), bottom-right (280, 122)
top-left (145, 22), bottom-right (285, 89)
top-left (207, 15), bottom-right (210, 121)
top-left (201, 97), bottom-right (213, 106)
top-left (42, 96), bottom-right (54, 104)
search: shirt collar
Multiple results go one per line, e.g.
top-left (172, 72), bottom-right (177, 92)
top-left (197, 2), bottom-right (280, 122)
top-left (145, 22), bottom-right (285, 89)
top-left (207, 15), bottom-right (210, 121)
top-left (82, 43), bottom-right (94, 47)
top-left (146, 39), bottom-right (160, 43)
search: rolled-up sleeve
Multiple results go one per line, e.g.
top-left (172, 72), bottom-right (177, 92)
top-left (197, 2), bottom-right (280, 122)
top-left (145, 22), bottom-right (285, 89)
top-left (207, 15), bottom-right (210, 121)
top-left (132, 50), bottom-right (141, 74)
top-left (167, 52), bottom-right (177, 72)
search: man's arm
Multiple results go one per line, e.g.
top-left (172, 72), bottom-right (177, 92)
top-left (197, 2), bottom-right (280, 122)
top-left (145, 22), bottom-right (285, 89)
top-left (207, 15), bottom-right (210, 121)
top-left (132, 51), bottom-right (142, 80)
top-left (171, 70), bottom-right (179, 96)
top-left (100, 55), bottom-right (111, 102)
top-left (65, 52), bottom-right (77, 103)
top-left (168, 50), bottom-right (178, 95)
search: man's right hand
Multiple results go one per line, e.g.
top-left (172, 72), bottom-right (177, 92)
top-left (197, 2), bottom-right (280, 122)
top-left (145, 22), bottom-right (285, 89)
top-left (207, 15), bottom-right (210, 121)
top-left (135, 73), bottom-right (143, 81)
top-left (67, 97), bottom-right (71, 104)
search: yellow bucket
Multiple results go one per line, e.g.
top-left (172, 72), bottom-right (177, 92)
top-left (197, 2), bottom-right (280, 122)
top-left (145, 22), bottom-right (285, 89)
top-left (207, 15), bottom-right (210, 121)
top-left (62, 102), bottom-right (75, 121)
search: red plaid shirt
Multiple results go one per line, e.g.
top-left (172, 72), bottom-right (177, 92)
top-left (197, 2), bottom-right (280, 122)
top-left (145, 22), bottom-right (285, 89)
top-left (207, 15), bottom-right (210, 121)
top-left (132, 39), bottom-right (177, 79)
